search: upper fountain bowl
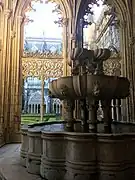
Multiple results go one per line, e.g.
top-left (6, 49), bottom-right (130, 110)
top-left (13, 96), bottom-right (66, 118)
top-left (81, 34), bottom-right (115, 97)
top-left (73, 74), bottom-right (130, 100)
top-left (49, 75), bottom-right (130, 100)
top-left (49, 76), bottom-right (77, 100)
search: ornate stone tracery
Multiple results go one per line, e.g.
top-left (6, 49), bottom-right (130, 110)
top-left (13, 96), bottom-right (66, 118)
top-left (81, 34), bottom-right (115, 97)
top-left (22, 57), bottom-right (63, 79)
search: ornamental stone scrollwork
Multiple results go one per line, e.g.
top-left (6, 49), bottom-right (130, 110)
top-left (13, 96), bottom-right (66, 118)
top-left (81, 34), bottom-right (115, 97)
top-left (129, 36), bottom-right (135, 46)
top-left (103, 56), bottom-right (121, 76)
top-left (22, 57), bottom-right (63, 79)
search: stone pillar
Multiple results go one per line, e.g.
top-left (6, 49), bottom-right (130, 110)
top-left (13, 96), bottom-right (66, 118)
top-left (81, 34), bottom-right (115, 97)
top-left (63, 99), bottom-right (75, 131)
top-left (36, 104), bottom-right (38, 114)
top-left (87, 99), bottom-right (98, 133)
top-left (34, 104), bottom-right (36, 114)
top-left (31, 104), bottom-right (33, 114)
top-left (1, 9), bottom-right (12, 143)
top-left (62, 18), bottom-right (70, 76)
top-left (40, 76), bottom-right (45, 121)
top-left (9, 15), bottom-right (24, 142)
top-left (45, 104), bottom-right (47, 114)
top-left (101, 100), bottom-right (112, 133)
top-left (28, 105), bottom-right (30, 114)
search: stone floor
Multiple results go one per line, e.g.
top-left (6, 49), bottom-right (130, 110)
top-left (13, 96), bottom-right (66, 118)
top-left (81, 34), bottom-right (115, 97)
top-left (0, 144), bottom-right (42, 180)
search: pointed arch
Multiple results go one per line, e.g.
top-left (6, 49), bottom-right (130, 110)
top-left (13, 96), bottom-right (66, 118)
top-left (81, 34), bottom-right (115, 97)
top-left (14, 0), bottom-right (72, 20)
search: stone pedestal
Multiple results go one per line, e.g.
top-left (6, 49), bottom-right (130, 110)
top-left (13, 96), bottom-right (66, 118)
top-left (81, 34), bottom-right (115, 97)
top-left (26, 128), bottom-right (42, 175)
top-left (20, 123), bottom-right (135, 180)
top-left (97, 134), bottom-right (135, 180)
top-left (65, 133), bottom-right (97, 180)
top-left (20, 127), bottom-right (28, 167)
top-left (40, 132), bottom-right (66, 180)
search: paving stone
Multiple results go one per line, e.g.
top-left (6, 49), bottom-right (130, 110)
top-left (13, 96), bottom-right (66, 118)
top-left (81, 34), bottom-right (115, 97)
top-left (0, 144), bottom-right (42, 180)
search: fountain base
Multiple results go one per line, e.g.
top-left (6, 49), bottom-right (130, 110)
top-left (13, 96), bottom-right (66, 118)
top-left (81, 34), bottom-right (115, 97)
top-left (20, 121), bottom-right (135, 180)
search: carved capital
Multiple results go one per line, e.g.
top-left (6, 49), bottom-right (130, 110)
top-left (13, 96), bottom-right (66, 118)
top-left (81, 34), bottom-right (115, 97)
top-left (63, 18), bottom-right (69, 26)
top-left (11, 31), bottom-right (16, 39)
top-left (129, 36), bottom-right (135, 46)
top-left (4, 9), bottom-right (12, 18)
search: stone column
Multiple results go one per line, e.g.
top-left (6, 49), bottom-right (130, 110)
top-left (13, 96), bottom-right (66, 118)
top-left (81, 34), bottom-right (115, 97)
top-left (28, 105), bottom-right (30, 114)
top-left (1, 9), bottom-right (12, 143)
top-left (34, 104), bottom-right (36, 114)
top-left (87, 99), bottom-right (98, 133)
top-left (101, 100), bottom-right (112, 133)
top-left (9, 15), bottom-right (24, 142)
top-left (45, 104), bottom-right (47, 114)
top-left (63, 99), bottom-right (75, 131)
top-left (62, 18), bottom-right (70, 76)
top-left (119, 14), bottom-right (135, 122)
top-left (31, 105), bottom-right (33, 114)
top-left (40, 76), bottom-right (45, 121)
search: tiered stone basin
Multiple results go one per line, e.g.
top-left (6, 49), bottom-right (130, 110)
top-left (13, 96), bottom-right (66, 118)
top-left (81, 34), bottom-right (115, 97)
top-left (49, 75), bottom-right (130, 100)
top-left (20, 121), bottom-right (135, 180)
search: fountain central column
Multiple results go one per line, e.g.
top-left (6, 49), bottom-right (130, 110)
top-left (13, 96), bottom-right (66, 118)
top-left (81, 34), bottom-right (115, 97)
top-left (63, 99), bottom-right (75, 131)
top-left (101, 99), bottom-right (112, 133)
top-left (87, 99), bottom-right (98, 133)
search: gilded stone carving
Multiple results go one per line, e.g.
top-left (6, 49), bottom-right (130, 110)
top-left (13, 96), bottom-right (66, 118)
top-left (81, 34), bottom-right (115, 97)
top-left (22, 57), bottom-right (63, 79)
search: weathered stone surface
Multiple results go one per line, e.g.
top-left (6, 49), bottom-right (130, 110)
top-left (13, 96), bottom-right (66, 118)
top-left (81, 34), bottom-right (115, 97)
top-left (20, 122), bottom-right (135, 180)
top-left (0, 144), bottom-right (42, 180)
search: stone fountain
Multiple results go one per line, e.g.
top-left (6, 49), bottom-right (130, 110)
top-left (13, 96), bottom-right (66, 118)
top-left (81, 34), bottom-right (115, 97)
top-left (20, 48), bottom-right (135, 180)
top-left (49, 47), bottom-right (129, 134)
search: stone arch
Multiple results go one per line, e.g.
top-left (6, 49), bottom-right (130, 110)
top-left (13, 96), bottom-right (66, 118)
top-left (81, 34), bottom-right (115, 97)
top-left (52, 98), bottom-right (62, 114)
top-left (14, 0), bottom-right (71, 20)
top-left (28, 91), bottom-right (41, 105)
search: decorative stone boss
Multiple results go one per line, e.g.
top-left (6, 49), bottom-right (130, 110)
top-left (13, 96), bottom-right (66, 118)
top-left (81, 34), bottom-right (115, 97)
top-left (49, 47), bottom-right (130, 133)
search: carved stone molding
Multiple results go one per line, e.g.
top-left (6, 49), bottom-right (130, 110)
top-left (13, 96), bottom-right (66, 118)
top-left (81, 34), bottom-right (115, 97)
top-left (4, 9), bottom-right (12, 18)
top-left (11, 31), bottom-right (16, 39)
top-left (23, 51), bottom-right (62, 59)
top-left (129, 36), bottom-right (135, 46)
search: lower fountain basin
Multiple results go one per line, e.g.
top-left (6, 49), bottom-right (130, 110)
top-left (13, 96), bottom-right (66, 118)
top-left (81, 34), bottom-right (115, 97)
top-left (49, 75), bottom-right (130, 100)
top-left (21, 121), bottom-right (135, 180)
